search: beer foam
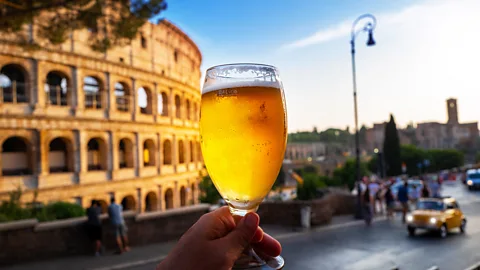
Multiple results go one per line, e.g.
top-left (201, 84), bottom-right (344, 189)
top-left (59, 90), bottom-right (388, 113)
top-left (202, 80), bottom-right (281, 94)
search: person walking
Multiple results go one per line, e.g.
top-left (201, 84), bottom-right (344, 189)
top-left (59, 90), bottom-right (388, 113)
top-left (429, 179), bottom-right (441, 198)
top-left (384, 185), bottom-right (394, 220)
top-left (108, 198), bottom-right (130, 253)
top-left (421, 181), bottom-right (430, 198)
top-left (362, 181), bottom-right (372, 226)
top-left (397, 181), bottom-right (410, 223)
top-left (368, 179), bottom-right (380, 215)
top-left (86, 200), bottom-right (103, 256)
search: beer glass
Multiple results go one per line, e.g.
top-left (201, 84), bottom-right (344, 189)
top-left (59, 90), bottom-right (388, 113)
top-left (200, 63), bottom-right (287, 269)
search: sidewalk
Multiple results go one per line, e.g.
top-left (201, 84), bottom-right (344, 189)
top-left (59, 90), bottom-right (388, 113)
top-left (1, 215), bottom-right (375, 270)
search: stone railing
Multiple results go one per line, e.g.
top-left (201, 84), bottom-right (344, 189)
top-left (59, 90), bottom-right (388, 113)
top-left (258, 191), bottom-right (356, 228)
top-left (0, 204), bottom-right (209, 266)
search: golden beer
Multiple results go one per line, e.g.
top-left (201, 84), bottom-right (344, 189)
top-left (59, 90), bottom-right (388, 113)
top-left (200, 83), bottom-right (287, 211)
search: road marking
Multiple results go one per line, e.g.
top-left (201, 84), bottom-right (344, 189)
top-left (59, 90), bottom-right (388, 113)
top-left (88, 255), bottom-right (167, 270)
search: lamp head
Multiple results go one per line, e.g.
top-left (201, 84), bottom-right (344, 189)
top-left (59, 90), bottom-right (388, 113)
top-left (367, 29), bottom-right (376, 46)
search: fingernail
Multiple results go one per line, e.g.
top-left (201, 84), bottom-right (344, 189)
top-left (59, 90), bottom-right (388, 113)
top-left (245, 213), bottom-right (258, 230)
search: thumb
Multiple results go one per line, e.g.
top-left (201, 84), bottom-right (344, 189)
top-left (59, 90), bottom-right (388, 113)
top-left (222, 212), bottom-right (259, 252)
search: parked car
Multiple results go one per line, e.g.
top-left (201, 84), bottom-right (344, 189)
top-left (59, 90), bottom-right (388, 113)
top-left (466, 169), bottom-right (480, 190)
top-left (406, 197), bottom-right (466, 238)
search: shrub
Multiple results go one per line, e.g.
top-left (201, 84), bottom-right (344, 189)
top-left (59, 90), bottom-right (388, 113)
top-left (199, 175), bottom-right (222, 204)
top-left (41, 202), bottom-right (85, 221)
top-left (297, 173), bottom-right (326, 201)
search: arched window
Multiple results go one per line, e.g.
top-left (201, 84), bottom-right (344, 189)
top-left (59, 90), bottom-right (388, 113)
top-left (119, 138), bottom-right (134, 168)
top-left (0, 64), bottom-right (27, 103)
top-left (173, 50), bottom-right (178, 62)
top-left (143, 139), bottom-right (156, 167)
top-left (1, 136), bottom-right (32, 176)
top-left (165, 188), bottom-right (174, 209)
top-left (45, 71), bottom-right (69, 106)
top-left (87, 137), bottom-right (107, 171)
top-left (138, 87), bottom-right (152, 114)
top-left (48, 137), bottom-right (73, 173)
top-left (121, 195), bottom-right (136, 211)
top-left (190, 183), bottom-right (196, 205)
top-left (193, 102), bottom-right (198, 121)
top-left (185, 99), bottom-right (191, 120)
top-left (159, 92), bottom-right (169, 116)
top-left (189, 140), bottom-right (194, 162)
top-left (145, 192), bottom-right (157, 212)
top-left (196, 142), bottom-right (202, 162)
top-left (178, 140), bottom-right (185, 164)
top-left (163, 140), bottom-right (172, 165)
top-left (175, 95), bottom-right (181, 118)
top-left (114, 82), bottom-right (130, 112)
top-left (83, 76), bottom-right (102, 109)
top-left (180, 186), bottom-right (186, 207)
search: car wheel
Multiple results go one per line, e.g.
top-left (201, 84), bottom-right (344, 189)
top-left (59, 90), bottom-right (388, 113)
top-left (460, 219), bottom-right (466, 233)
top-left (440, 224), bottom-right (448, 238)
top-left (408, 226), bottom-right (415, 237)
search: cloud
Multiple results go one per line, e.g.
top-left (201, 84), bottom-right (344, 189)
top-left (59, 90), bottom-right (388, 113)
top-left (279, 2), bottom-right (431, 51)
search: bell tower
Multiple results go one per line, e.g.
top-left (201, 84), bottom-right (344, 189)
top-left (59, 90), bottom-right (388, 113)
top-left (446, 98), bottom-right (458, 124)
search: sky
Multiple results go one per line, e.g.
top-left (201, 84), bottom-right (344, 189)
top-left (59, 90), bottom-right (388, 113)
top-left (160, 0), bottom-right (480, 132)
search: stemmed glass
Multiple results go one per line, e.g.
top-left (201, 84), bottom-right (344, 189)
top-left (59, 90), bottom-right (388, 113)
top-left (200, 63), bottom-right (287, 269)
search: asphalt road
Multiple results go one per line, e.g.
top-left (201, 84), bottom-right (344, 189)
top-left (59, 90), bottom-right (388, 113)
top-left (129, 182), bottom-right (480, 270)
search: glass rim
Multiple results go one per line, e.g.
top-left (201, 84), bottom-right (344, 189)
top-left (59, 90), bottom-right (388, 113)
top-left (205, 63), bottom-right (278, 79)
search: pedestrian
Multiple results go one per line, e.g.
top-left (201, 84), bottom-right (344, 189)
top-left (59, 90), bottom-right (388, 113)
top-left (368, 178), bottom-right (380, 215)
top-left (156, 207), bottom-right (281, 270)
top-left (86, 200), bottom-right (103, 256)
top-left (397, 181), bottom-right (409, 223)
top-left (410, 184), bottom-right (419, 204)
top-left (421, 181), bottom-right (430, 198)
top-left (108, 198), bottom-right (130, 253)
top-left (362, 180), bottom-right (372, 226)
top-left (384, 185), bottom-right (394, 220)
top-left (429, 179), bottom-right (441, 198)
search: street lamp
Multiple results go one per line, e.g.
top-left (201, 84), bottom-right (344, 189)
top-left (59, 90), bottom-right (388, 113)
top-left (351, 14), bottom-right (377, 219)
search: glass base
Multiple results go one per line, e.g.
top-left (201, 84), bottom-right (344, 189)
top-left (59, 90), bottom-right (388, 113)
top-left (233, 249), bottom-right (284, 269)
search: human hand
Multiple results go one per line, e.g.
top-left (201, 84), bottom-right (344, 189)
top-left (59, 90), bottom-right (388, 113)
top-left (156, 206), bottom-right (281, 270)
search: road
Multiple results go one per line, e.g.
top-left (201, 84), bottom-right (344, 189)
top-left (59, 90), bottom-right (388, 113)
top-left (129, 181), bottom-right (480, 270)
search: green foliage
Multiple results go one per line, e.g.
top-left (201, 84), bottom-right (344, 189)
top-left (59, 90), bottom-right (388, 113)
top-left (322, 175), bottom-right (342, 187)
top-left (199, 176), bottom-right (221, 204)
top-left (400, 145), bottom-right (465, 175)
top-left (303, 165), bottom-right (318, 174)
top-left (383, 114), bottom-right (402, 176)
top-left (367, 155), bottom-right (378, 174)
top-left (333, 159), bottom-right (370, 190)
top-left (296, 173), bottom-right (326, 201)
top-left (288, 128), bottom-right (351, 144)
top-left (401, 144), bottom-right (426, 175)
top-left (0, 0), bottom-right (167, 52)
top-left (428, 149), bottom-right (464, 171)
top-left (0, 188), bottom-right (84, 223)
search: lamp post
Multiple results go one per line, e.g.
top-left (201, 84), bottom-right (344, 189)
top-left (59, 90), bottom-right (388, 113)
top-left (351, 14), bottom-right (377, 219)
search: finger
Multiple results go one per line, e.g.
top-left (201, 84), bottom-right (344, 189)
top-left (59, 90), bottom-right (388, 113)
top-left (221, 212), bottom-right (259, 253)
top-left (195, 206), bottom-right (236, 240)
top-left (252, 232), bottom-right (282, 257)
top-left (251, 227), bottom-right (264, 243)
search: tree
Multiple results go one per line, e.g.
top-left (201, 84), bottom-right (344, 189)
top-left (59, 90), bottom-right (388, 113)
top-left (296, 173), bottom-right (326, 201)
top-left (199, 176), bottom-right (221, 204)
top-left (0, 0), bottom-right (167, 52)
top-left (383, 114), bottom-right (402, 176)
top-left (332, 159), bottom-right (370, 190)
top-left (400, 144), bottom-right (426, 176)
top-left (428, 149), bottom-right (464, 171)
top-left (359, 125), bottom-right (367, 147)
top-left (273, 165), bottom-right (286, 190)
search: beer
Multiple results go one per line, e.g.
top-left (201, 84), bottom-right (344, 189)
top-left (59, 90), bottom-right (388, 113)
top-left (200, 81), bottom-right (287, 212)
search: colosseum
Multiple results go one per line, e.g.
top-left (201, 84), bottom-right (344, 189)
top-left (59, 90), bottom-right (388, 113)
top-left (0, 17), bottom-right (203, 213)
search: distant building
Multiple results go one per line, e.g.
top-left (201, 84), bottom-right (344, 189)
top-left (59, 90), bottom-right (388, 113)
top-left (364, 123), bottom-right (412, 153)
top-left (285, 142), bottom-right (326, 161)
top-left (416, 98), bottom-right (478, 150)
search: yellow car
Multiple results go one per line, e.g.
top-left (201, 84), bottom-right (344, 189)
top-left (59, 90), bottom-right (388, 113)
top-left (406, 197), bottom-right (466, 238)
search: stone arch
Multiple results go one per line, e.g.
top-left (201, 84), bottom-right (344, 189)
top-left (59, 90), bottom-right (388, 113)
top-left (189, 140), bottom-right (194, 162)
top-left (193, 102), bottom-right (198, 121)
top-left (190, 183), bottom-right (196, 205)
top-left (196, 141), bottom-right (202, 162)
top-left (163, 139), bottom-right (172, 165)
top-left (1, 136), bottom-right (33, 176)
top-left (83, 76), bottom-right (103, 109)
top-left (0, 63), bottom-right (29, 103)
top-left (185, 99), bottom-right (191, 120)
top-left (143, 139), bottom-right (156, 167)
top-left (45, 70), bottom-right (70, 106)
top-left (114, 82), bottom-right (130, 112)
top-left (178, 140), bottom-right (185, 164)
top-left (138, 86), bottom-right (153, 114)
top-left (159, 91), bottom-right (169, 116)
top-left (145, 191), bottom-right (158, 212)
top-left (180, 186), bottom-right (187, 207)
top-left (165, 188), bottom-right (174, 209)
top-left (48, 137), bottom-right (74, 173)
top-left (174, 94), bottom-right (181, 118)
top-left (119, 138), bottom-right (134, 168)
top-left (121, 195), bottom-right (136, 211)
top-left (87, 137), bottom-right (107, 171)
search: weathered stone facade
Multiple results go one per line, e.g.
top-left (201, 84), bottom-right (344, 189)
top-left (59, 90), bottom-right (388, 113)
top-left (0, 18), bottom-right (203, 212)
